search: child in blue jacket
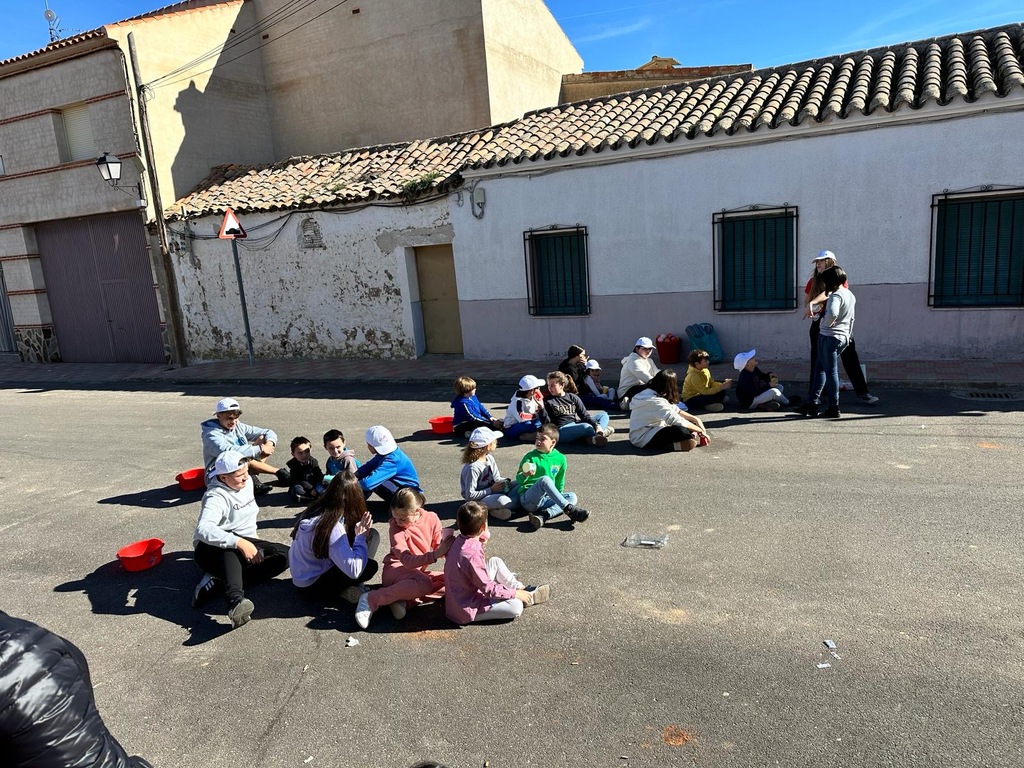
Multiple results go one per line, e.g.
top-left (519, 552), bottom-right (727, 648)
top-left (450, 376), bottom-right (501, 438)
top-left (357, 425), bottom-right (423, 503)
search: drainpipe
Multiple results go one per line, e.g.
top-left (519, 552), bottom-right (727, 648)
top-left (127, 31), bottom-right (188, 368)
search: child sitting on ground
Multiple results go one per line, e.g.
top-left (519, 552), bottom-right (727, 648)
top-left (580, 359), bottom-right (618, 411)
top-left (356, 425), bottom-right (423, 503)
top-left (444, 501), bottom-right (550, 625)
top-left (289, 472), bottom-right (380, 603)
top-left (733, 349), bottom-right (791, 411)
top-left (502, 374), bottom-right (545, 442)
top-left (287, 436), bottom-right (325, 504)
top-left (354, 488), bottom-right (453, 629)
top-left (516, 423), bottom-right (590, 530)
top-left (460, 426), bottom-right (519, 520)
top-left (682, 348), bottom-right (733, 412)
top-left (543, 371), bottom-right (612, 447)
top-left (322, 429), bottom-right (360, 489)
top-left (450, 376), bottom-right (501, 438)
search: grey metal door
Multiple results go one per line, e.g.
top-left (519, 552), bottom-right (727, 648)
top-left (36, 212), bottom-right (164, 363)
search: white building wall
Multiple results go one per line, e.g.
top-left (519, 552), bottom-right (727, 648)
top-left (451, 108), bottom-right (1024, 362)
top-left (172, 201), bottom-right (452, 361)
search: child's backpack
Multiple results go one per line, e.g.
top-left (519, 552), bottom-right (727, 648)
top-left (685, 323), bottom-right (724, 364)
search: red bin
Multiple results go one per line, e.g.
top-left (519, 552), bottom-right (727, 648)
top-left (655, 337), bottom-right (682, 365)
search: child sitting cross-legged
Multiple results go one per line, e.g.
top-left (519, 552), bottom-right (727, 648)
top-left (354, 488), bottom-right (453, 629)
top-left (502, 374), bottom-right (545, 442)
top-left (460, 426), bottom-right (519, 520)
top-left (516, 423), bottom-right (590, 530)
top-left (451, 376), bottom-right (502, 439)
top-left (288, 472), bottom-right (381, 605)
top-left (444, 501), bottom-right (550, 625)
top-left (287, 436), bottom-right (325, 504)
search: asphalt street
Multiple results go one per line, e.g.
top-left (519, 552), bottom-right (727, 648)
top-left (2, 381), bottom-right (1022, 767)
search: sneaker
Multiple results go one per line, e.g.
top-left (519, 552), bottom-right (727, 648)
top-left (565, 504), bottom-right (590, 523)
top-left (589, 433), bottom-right (609, 447)
top-left (191, 573), bottom-right (220, 608)
top-left (390, 601), bottom-right (408, 620)
top-left (489, 507), bottom-right (514, 521)
top-left (528, 512), bottom-right (545, 530)
top-left (704, 403), bottom-right (724, 412)
top-left (796, 402), bottom-right (819, 417)
top-left (763, 401), bottom-right (781, 411)
top-left (253, 480), bottom-right (273, 495)
top-left (602, 425), bottom-right (616, 437)
top-left (341, 584), bottom-right (369, 604)
top-left (275, 467), bottom-right (292, 487)
top-left (823, 406), bottom-right (842, 419)
top-left (860, 393), bottom-right (880, 405)
top-left (524, 583), bottom-right (551, 606)
top-left (355, 592), bottom-right (373, 629)
top-left (228, 598), bottom-right (254, 629)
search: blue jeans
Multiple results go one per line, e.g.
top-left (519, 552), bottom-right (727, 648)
top-left (504, 418), bottom-right (541, 440)
top-left (809, 334), bottom-right (848, 408)
top-left (557, 411), bottom-right (609, 443)
top-left (520, 476), bottom-right (577, 521)
top-left (582, 393), bottom-right (618, 411)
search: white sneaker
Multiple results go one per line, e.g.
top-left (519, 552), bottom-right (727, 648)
top-left (355, 592), bottom-right (373, 629)
top-left (704, 403), bottom-right (724, 412)
top-left (860, 393), bottom-right (880, 405)
top-left (602, 425), bottom-right (615, 437)
top-left (390, 601), bottom-right (407, 620)
top-left (227, 598), bottom-right (254, 629)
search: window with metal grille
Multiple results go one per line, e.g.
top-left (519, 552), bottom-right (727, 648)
top-left (930, 190), bottom-right (1024, 307)
top-left (713, 207), bottom-right (797, 311)
top-left (524, 226), bottom-right (590, 316)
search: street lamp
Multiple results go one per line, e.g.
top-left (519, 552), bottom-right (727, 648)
top-left (95, 152), bottom-right (146, 207)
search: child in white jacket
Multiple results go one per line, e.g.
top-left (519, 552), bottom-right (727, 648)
top-left (628, 371), bottom-right (710, 452)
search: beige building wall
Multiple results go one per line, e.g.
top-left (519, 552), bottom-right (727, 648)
top-left (104, 0), bottom-right (275, 205)
top-left (254, 0), bottom-right (581, 157)
top-left (481, 0), bottom-right (582, 123)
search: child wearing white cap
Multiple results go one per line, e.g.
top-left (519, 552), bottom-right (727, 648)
top-left (192, 450), bottom-right (290, 629)
top-left (460, 427), bottom-right (520, 520)
top-left (580, 359), bottom-right (618, 411)
top-left (733, 349), bottom-right (790, 411)
top-left (356, 426), bottom-right (423, 503)
top-left (617, 336), bottom-right (660, 408)
top-left (502, 374), bottom-right (546, 442)
top-left (200, 397), bottom-right (288, 494)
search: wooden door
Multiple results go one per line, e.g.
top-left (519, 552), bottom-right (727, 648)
top-left (415, 244), bottom-right (463, 354)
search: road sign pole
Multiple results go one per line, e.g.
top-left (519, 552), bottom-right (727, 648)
top-left (230, 239), bottom-right (256, 367)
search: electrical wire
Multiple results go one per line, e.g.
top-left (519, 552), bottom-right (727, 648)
top-left (148, 0), bottom-right (351, 92)
top-left (144, 0), bottom-right (319, 88)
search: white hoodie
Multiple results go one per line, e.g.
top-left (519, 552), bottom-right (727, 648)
top-left (628, 389), bottom-right (691, 448)
top-left (193, 476), bottom-right (259, 549)
top-left (617, 351), bottom-right (660, 394)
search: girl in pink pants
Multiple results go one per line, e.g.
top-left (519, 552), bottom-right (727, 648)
top-left (355, 488), bottom-right (454, 628)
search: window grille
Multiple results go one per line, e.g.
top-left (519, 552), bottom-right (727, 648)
top-left (523, 226), bottom-right (590, 316)
top-left (713, 207), bottom-right (797, 311)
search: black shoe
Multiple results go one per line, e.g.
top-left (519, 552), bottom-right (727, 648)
top-left (796, 402), bottom-right (818, 417)
top-left (253, 480), bottom-right (273, 495)
top-left (227, 597), bottom-right (254, 629)
top-left (823, 406), bottom-right (841, 419)
top-left (565, 504), bottom-right (590, 523)
top-left (191, 573), bottom-right (221, 608)
top-left (275, 468), bottom-right (291, 487)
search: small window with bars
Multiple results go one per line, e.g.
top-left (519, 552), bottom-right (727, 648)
top-left (713, 207), bottom-right (797, 312)
top-left (930, 190), bottom-right (1024, 308)
top-left (524, 226), bottom-right (590, 316)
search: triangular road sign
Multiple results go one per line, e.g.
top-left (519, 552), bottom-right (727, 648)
top-left (219, 207), bottom-right (247, 239)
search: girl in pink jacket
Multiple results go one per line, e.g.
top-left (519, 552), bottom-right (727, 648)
top-left (443, 501), bottom-right (550, 625)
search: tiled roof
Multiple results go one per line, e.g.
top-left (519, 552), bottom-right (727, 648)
top-left (169, 23), bottom-right (1024, 219)
top-left (166, 131), bottom-right (497, 220)
top-left (106, 0), bottom-right (241, 28)
top-left (0, 30), bottom-right (110, 68)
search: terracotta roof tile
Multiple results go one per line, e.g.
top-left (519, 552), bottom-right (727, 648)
top-left (169, 22), bottom-right (1024, 219)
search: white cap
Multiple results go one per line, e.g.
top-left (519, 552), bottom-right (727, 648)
top-left (213, 450), bottom-right (248, 475)
top-left (365, 425), bottom-right (397, 455)
top-left (812, 249), bottom-right (835, 262)
top-left (468, 426), bottom-right (504, 448)
top-left (585, 359), bottom-right (601, 370)
top-left (518, 374), bottom-right (545, 390)
top-left (634, 336), bottom-right (655, 349)
top-left (733, 349), bottom-right (756, 371)
top-left (214, 397), bottom-right (240, 414)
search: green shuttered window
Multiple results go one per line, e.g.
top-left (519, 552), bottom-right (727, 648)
top-left (931, 193), bottom-right (1024, 307)
top-left (524, 226), bottom-right (590, 316)
top-left (713, 208), bottom-right (797, 311)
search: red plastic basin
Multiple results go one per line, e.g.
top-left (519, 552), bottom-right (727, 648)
top-left (429, 416), bottom-right (454, 434)
top-left (176, 468), bottom-right (206, 491)
top-left (117, 538), bottom-right (165, 572)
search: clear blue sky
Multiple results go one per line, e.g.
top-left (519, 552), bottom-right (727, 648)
top-left (1, 0), bottom-right (1020, 69)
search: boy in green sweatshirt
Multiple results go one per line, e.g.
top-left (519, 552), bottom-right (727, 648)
top-left (516, 424), bottom-right (591, 530)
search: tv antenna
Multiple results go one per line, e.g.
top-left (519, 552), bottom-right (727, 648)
top-left (44, 1), bottom-right (63, 42)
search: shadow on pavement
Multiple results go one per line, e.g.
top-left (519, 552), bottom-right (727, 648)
top-left (98, 484), bottom-right (202, 509)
